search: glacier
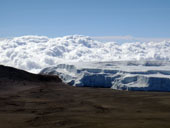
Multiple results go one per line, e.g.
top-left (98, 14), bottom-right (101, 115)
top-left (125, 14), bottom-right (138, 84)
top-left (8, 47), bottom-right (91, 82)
top-left (40, 61), bottom-right (170, 91)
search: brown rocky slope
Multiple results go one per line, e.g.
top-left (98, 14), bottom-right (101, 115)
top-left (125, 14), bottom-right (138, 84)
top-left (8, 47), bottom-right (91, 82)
top-left (0, 65), bottom-right (170, 128)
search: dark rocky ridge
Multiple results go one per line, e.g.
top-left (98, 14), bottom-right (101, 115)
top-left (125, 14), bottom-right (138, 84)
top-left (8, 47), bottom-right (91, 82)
top-left (0, 65), bottom-right (170, 128)
top-left (0, 65), bottom-right (61, 83)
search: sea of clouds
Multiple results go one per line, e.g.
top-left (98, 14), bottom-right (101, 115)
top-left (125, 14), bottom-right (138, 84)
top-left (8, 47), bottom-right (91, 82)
top-left (0, 35), bottom-right (170, 73)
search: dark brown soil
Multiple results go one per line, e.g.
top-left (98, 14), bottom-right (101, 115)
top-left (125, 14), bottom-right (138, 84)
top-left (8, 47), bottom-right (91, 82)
top-left (0, 65), bottom-right (170, 128)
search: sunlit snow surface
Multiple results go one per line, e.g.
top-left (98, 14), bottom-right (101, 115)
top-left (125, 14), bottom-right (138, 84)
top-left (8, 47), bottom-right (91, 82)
top-left (1, 35), bottom-right (170, 91)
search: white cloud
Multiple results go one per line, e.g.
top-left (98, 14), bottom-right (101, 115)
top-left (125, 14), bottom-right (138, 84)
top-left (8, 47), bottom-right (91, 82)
top-left (92, 36), bottom-right (170, 43)
top-left (1, 35), bottom-right (170, 73)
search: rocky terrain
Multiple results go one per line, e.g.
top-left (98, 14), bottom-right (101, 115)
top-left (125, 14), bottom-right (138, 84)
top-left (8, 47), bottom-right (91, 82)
top-left (0, 65), bottom-right (170, 128)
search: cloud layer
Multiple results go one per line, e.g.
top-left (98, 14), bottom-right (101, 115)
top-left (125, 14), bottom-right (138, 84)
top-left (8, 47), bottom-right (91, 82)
top-left (0, 35), bottom-right (170, 73)
top-left (93, 36), bottom-right (170, 43)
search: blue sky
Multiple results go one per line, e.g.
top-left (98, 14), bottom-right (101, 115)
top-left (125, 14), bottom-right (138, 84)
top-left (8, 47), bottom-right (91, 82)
top-left (0, 0), bottom-right (170, 41)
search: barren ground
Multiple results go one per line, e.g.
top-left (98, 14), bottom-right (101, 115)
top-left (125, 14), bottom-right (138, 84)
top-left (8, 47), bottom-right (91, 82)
top-left (0, 82), bottom-right (170, 128)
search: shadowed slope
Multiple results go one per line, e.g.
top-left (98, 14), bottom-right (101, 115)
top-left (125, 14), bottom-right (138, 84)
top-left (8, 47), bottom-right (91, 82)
top-left (0, 65), bottom-right (61, 83)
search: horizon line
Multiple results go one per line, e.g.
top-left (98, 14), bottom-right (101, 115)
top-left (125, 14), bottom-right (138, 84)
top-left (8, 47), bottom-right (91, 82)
top-left (1, 35), bottom-right (170, 43)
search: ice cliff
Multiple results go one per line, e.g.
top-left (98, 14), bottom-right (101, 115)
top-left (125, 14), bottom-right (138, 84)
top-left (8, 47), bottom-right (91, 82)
top-left (40, 61), bottom-right (170, 91)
